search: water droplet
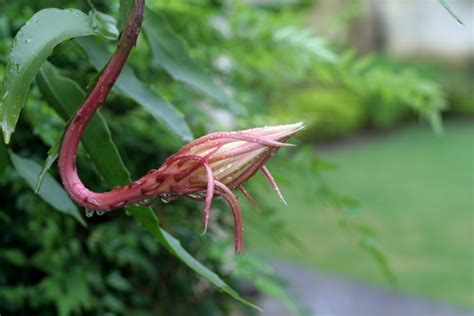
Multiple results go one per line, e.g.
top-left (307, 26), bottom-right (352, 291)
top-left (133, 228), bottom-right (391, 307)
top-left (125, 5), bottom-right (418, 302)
top-left (189, 193), bottom-right (206, 199)
top-left (24, 38), bottom-right (31, 44)
top-left (136, 198), bottom-right (154, 206)
top-left (2, 91), bottom-right (9, 100)
top-left (96, 210), bottom-right (105, 216)
top-left (85, 209), bottom-right (94, 218)
top-left (161, 198), bottom-right (170, 204)
top-left (160, 193), bottom-right (177, 204)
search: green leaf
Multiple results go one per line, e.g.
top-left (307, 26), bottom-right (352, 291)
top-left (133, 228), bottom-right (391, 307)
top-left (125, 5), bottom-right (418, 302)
top-left (0, 248), bottom-right (28, 267)
top-left (34, 136), bottom-right (61, 193)
top-left (76, 37), bottom-right (193, 141)
top-left (273, 26), bottom-right (339, 63)
top-left (37, 62), bottom-right (86, 119)
top-left (36, 61), bottom-right (130, 187)
top-left (360, 236), bottom-right (397, 287)
top-left (36, 64), bottom-right (257, 309)
top-left (0, 134), bottom-right (8, 177)
top-left (0, 9), bottom-right (97, 144)
top-left (89, 10), bottom-right (119, 40)
top-left (106, 271), bottom-right (131, 291)
top-left (439, 0), bottom-right (464, 25)
top-left (143, 9), bottom-right (245, 115)
top-left (9, 151), bottom-right (86, 227)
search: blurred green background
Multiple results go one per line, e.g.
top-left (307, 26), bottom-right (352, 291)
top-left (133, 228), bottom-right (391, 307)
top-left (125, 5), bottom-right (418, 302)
top-left (247, 120), bottom-right (473, 306)
top-left (0, 0), bottom-right (472, 315)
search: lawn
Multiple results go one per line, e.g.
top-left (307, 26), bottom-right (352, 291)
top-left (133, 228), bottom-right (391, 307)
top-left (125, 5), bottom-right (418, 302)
top-left (245, 120), bottom-right (474, 307)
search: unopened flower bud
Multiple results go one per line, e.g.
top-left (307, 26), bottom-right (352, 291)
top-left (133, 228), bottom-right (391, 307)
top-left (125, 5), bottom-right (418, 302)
top-left (145, 122), bottom-right (304, 252)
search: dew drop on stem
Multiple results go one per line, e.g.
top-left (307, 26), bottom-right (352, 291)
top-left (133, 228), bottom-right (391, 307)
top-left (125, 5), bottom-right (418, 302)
top-left (160, 193), bottom-right (177, 204)
top-left (134, 198), bottom-right (154, 207)
top-left (85, 208), bottom-right (94, 218)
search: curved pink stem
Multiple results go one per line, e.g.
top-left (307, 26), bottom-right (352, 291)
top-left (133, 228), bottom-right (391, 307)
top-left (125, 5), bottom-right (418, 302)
top-left (58, 0), bottom-right (145, 211)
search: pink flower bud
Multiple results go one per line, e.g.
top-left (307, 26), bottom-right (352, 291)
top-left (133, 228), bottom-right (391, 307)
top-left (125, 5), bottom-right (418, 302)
top-left (145, 122), bottom-right (304, 252)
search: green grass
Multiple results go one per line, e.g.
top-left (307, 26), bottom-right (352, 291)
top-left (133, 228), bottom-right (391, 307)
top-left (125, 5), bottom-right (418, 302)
top-left (245, 120), bottom-right (474, 307)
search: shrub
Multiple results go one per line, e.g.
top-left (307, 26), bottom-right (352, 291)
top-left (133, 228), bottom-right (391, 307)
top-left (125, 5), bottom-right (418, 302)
top-left (273, 87), bottom-right (365, 141)
top-left (343, 56), bottom-right (446, 131)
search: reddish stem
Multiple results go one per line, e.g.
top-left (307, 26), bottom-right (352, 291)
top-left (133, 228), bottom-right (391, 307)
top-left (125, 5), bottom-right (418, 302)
top-left (58, 0), bottom-right (145, 211)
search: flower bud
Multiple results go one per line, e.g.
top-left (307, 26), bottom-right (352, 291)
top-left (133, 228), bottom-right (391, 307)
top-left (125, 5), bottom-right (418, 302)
top-left (145, 122), bottom-right (304, 252)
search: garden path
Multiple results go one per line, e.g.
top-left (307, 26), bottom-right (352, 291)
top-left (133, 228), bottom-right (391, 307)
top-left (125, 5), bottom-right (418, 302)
top-left (260, 261), bottom-right (473, 316)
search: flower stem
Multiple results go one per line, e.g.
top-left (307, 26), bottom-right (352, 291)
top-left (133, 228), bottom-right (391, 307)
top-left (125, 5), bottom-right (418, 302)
top-left (58, 0), bottom-right (145, 211)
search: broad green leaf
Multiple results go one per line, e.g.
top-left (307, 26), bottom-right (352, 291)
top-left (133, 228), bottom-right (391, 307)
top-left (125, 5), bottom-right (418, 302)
top-left (9, 151), bottom-right (86, 227)
top-left (76, 37), bottom-right (193, 141)
top-left (0, 134), bottom-right (8, 176)
top-left (0, 9), bottom-right (97, 144)
top-left (439, 0), bottom-right (464, 25)
top-left (36, 64), bottom-right (257, 309)
top-left (143, 9), bottom-right (245, 114)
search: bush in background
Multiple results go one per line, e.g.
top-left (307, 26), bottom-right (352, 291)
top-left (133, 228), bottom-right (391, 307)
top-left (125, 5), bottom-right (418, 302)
top-left (273, 87), bottom-right (365, 141)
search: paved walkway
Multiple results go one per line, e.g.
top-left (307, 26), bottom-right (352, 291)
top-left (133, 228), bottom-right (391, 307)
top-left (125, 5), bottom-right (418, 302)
top-left (260, 262), bottom-right (473, 316)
